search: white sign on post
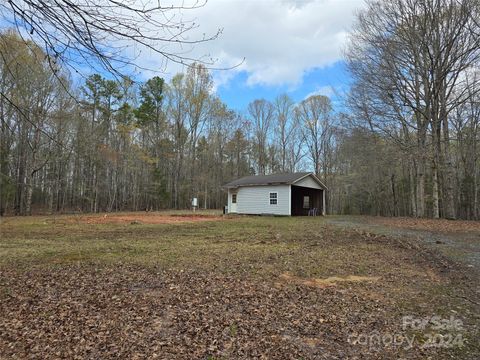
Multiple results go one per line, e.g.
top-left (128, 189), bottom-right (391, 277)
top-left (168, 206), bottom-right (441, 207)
top-left (192, 197), bottom-right (198, 211)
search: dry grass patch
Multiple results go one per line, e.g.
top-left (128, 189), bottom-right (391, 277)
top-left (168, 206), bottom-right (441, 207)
top-left (278, 272), bottom-right (381, 288)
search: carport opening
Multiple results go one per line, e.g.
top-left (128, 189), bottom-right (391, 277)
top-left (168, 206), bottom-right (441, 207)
top-left (291, 185), bottom-right (323, 216)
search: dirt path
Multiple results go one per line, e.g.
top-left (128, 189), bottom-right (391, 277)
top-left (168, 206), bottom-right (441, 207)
top-left (325, 216), bottom-right (480, 272)
top-left (69, 213), bottom-right (223, 225)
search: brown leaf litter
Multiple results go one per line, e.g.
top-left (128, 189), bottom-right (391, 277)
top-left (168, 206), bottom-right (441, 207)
top-left (0, 264), bottom-right (444, 360)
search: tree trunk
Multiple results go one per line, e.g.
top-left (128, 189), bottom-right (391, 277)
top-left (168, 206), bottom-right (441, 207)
top-left (416, 155), bottom-right (426, 218)
top-left (410, 160), bottom-right (417, 218)
top-left (441, 103), bottom-right (456, 220)
top-left (432, 160), bottom-right (440, 219)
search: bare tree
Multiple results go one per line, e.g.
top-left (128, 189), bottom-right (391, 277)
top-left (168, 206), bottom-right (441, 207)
top-left (0, 0), bottom-right (222, 77)
top-left (274, 94), bottom-right (298, 172)
top-left (346, 0), bottom-right (480, 219)
top-left (184, 63), bottom-right (213, 200)
top-left (248, 99), bottom-right (274, 175)
top-left (297, 95), bottom-right (332, 177)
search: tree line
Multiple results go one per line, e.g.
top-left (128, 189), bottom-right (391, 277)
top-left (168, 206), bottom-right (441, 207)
top-left (0, 31), bottom-right (334, 215)
top-left (344, 0), bottom-right (480, 219)
top-left (0, 0), bottom-right (479, 219)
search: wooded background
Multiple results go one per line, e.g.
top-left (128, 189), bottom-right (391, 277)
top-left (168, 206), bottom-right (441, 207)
top-left (0, 0), bottom-right (479, 219)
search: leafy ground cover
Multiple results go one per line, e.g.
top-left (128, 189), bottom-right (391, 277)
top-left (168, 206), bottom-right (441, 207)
top-left (1, 212), bottom-right (478, 359)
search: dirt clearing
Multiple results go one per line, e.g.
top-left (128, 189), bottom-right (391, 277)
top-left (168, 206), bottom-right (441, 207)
top-left (59, 212), bottom-right (223, 225)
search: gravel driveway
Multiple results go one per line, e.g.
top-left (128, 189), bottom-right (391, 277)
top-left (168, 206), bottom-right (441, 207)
top-left (325, 216), bottom-right (480, 272)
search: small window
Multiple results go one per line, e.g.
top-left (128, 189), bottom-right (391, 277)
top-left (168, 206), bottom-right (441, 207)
top-left (303, 196), bottom-right (310, 209)
top-left (269, 192), bottom-right (277, 205)
top-left (232, 194), bottom-right (237, 204)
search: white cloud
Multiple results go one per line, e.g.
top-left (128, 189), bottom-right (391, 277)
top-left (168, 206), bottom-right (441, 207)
top-left (135, 0), bottom-right (365, 88)
top-left (304, 85), bottom-right (335, 99)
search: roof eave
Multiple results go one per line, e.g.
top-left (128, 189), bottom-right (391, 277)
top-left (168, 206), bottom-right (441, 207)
top-left (222, 172), bottom-right (328, 190)
top-left (292, 172), bottom-right (328, 190)
top-left (223, 182), bottom-right (290, 188)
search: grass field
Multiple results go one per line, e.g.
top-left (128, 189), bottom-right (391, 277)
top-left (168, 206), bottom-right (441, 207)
top-left (1, 212), bottom-right (479, 359)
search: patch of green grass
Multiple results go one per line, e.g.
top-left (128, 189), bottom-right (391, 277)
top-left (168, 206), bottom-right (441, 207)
top-left (0, 215), bottom-right (452, 279)
top-left (229, 323), bottom-right (238, 337)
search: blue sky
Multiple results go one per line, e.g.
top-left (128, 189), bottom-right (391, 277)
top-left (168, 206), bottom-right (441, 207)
top-left (215, 61), bottom-right (350, 112)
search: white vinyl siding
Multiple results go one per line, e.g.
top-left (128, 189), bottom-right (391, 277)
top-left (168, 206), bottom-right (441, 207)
top-left (230, 185), bottom-right (291, 215)
top-left (293, 175), bottom-right (323, 189)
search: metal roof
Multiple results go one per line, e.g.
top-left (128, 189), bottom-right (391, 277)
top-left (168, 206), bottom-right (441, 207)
top-left (223, 172), bottom-right (327, 189)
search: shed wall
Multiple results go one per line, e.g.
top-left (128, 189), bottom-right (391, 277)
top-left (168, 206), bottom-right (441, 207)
top-left (229, 185), bottom-right (291, 215)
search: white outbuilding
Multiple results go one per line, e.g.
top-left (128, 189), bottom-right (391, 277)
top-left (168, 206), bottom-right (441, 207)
top-left (223, 172), bottom-right (327, 216)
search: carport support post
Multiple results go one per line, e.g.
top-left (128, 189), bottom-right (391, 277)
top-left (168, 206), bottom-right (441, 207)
top-left (322, 190), bottom-right (326, 216)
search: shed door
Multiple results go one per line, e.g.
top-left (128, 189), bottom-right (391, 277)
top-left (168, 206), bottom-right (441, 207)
top-left (230, 192), bottom-right (238, 213)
